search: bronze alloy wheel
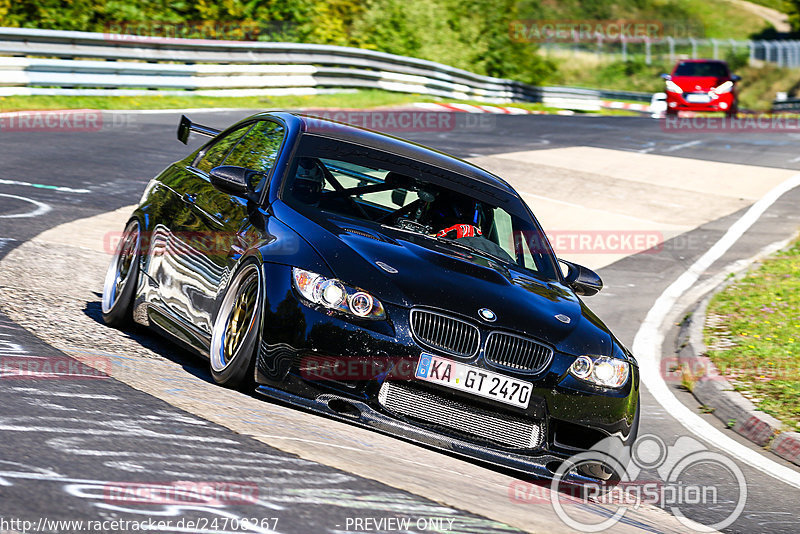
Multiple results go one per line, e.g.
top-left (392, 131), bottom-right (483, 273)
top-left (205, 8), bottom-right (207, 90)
top-left (102, 219), bottom-right (141, 326)
top-left (210, 263), bottom-right (262, 387)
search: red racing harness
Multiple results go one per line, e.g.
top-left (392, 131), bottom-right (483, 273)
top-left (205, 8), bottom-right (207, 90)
top-left (435, 224), bottom-right (482, 239)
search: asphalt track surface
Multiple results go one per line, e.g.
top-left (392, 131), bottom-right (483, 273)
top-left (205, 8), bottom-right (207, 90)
top-left (1, 111), bottom-right (799, 533)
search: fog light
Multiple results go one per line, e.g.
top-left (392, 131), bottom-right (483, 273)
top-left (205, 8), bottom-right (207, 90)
top-left (668, 102), bottom-right (677, 108)
top-left (719, 102), bottom-right (728, 110)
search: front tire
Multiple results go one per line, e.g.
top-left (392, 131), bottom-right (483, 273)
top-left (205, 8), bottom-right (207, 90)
top-left (102, 219), bottom-right (141, 327)
top-left (209, 261), bottom-right (262, 389)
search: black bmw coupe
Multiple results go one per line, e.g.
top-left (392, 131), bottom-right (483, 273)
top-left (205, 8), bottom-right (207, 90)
top-left (102, 112), bottom-right (639, 482)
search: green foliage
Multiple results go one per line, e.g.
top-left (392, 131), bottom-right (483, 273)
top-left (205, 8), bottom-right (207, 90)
top-left (705, 238), bottom-right (800, 428)
top-left (789, 0), bottom-right (800, 31)
top-left (724, 48), bottom-right (750, 73)
top-left (346, 0), bottom-right (554, 83)
top-left (0, 0), bottom-right (785, 88)
top-left (0, 0), bottom-right (554, 85)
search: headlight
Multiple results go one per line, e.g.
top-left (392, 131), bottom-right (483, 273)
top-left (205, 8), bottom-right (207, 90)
top-left (665, 80), bottom-right (683, 94)
top-left (711, 81), bottom-right (733, 94)
top-left (569, 355), bottom-right (629, 388)
top-left (292, 268), bottom-right (386, 320)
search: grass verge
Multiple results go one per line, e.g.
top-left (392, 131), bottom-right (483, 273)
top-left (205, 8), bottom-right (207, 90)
top-left (704, 236), bottom-right (800, 430)
top-left (0, 90), bottom-right (641, 116)
top-left (0, 90), bottom-right (425, 112)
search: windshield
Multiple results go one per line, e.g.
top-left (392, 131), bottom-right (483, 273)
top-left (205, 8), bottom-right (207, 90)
top-left (281, 135), bottom-right (560, 280)
top-left (673, 61), bottom-right (729, 78)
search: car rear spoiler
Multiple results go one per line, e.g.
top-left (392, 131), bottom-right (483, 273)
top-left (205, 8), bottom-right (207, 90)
top-left (177, 115), bottom-right (221, 144)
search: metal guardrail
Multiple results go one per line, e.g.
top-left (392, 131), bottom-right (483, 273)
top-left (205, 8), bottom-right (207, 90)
top-left (543, 38), bottom-right (800, 68)
top-left (772, 98), bottom-right (800, 112)
top-left (0, 27), bottom-right (652, 108)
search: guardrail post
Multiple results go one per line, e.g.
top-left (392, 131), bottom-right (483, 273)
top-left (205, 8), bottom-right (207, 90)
top-left (748, 40), bottom-right (755, 64)
top-left (644, 37), bottom-right (651, 65)
top-left (667, 36), bottom-right (675, 63)
top-left (689, 37), bottom-right (697, 59)
top-left (621, 35), bottom-right (627, 62)
top-left (711, 38), bottom-right (719, 59)
top-left (596, 33), bottom-right (603, 60)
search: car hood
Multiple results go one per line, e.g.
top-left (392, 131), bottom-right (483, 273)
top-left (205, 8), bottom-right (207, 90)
top-left (671, 76), bottom-right (729, 92)
top-left (277, 206), bottom-right (616, 357)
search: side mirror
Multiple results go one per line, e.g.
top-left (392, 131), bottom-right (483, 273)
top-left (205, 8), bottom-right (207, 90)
top-left (559, 259), bottom-right (603, 296)
top-left (731, 74), bottom-right (741, 82)
top-left (209, 166), bottom-right (260, 202)
top-left (660, 73), bottom-right (672, 81)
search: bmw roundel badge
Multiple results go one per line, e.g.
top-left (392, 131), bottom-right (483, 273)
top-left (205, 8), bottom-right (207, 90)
top-left (478, 308), bottom-right (497, 322)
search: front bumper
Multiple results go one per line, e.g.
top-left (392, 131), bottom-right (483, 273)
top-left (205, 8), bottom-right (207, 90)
top-left (255, 263), bottom-right (639, 471)
top-left (666, 92), bottom-right (736, 112)
top-left (255, 384), bottom-right (615, 484)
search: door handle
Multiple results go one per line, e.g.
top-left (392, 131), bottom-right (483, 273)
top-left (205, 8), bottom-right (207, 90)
top-left (182, 193), bottom-right (197, 204)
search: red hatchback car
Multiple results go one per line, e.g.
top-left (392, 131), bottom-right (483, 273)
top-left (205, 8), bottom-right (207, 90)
top-left (662, 59), bottom-right (740, 117)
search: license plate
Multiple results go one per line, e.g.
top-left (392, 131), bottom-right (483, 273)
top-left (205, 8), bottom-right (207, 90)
top-left (686, 94), bottom-right (711, 103)
top-left (415, 354), bottom-right (532, 409)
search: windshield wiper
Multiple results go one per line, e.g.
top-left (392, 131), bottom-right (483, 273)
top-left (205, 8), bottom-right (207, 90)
top-left (431, 236), bottom-right (509, 264)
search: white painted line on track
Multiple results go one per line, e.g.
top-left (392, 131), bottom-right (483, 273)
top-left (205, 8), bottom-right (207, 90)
top-left (10, 388), bottom-right (120, 400)
top-left (0, 178), bottom-right (90, 194)
top-left (663, 140), bottom-right (702, 153)
top-left (0, 194), bottom-right (51, 218)
top-left (632, 172), bottom-right (800, 489)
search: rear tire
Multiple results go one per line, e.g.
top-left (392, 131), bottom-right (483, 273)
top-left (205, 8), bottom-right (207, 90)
top-left (102, 219), bottom-right (141, 327)
top-left (209, 261), bottom-right (262, 389)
